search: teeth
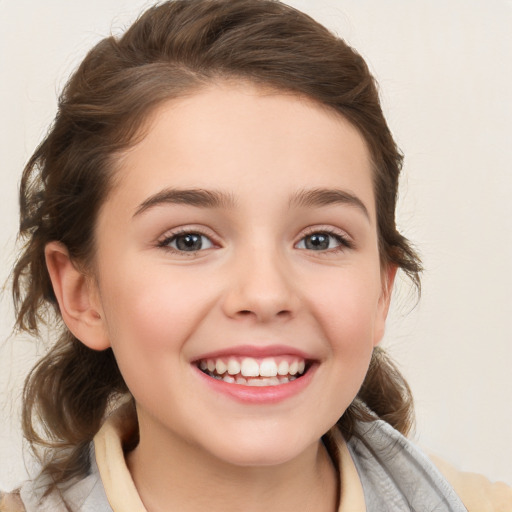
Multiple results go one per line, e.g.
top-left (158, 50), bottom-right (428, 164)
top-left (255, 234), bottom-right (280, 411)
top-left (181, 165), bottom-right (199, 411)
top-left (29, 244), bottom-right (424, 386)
top-left (216, 359), bottom-right (227, 374)
top-left (227, 358), bottom-right (241, 375)
top-left (245, 377), bottom-right (281, 387)
top-left (277, 360), bottom-right (289, 375)
top-left (198, 356), bottom-right (308, 384)
top-left (247, 378), bottom-right (265, 387)
top-left (259, 358), bottom-right (278, 377)
top-left (240, 358), bottom-right (260, 377)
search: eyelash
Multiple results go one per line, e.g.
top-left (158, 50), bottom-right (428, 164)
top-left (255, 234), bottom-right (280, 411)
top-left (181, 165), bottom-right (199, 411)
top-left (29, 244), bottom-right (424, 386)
top-left (157, 228), bottom-right (216, 255)
top-left (157, 226), bottom-right (353, 255)
top-left (295, 228), bottom-right (353, 253)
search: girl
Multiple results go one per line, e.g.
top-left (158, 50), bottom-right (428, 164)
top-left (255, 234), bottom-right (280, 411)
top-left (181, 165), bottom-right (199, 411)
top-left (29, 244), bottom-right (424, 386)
top-left (1, 1), bottom-right (510, 510)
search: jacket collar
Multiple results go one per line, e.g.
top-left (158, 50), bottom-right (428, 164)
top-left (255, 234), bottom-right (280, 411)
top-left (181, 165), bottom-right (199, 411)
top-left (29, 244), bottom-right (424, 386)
top-left (93, 404), bottom-right (365, 512)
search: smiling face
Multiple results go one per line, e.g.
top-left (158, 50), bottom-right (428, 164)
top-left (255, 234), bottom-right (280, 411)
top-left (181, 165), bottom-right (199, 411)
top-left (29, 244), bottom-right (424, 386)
top-left (86, 82), bottom-right (393, 466)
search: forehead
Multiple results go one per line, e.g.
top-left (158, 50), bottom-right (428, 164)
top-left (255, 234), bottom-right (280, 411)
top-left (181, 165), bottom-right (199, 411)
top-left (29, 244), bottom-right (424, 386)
top-left (107, 82), bottom-right (375, 219)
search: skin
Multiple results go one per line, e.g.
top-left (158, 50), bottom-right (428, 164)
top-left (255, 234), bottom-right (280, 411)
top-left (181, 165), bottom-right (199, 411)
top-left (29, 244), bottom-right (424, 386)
top-left (46, 82), bottom-right (395, 511)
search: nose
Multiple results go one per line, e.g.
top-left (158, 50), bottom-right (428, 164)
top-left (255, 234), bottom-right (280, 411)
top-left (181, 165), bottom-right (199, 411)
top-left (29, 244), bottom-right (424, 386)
top-left (221, 246), bottom-right (299, 323)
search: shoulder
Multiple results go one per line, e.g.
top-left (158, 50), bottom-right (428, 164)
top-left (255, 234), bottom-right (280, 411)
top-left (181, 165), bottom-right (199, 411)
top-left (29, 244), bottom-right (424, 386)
top-left (0, 490), bottom-right (25, 512)
top-left (14, 464), bottom-right (112, 512)
top-left (430, 455), bottom-right (512, 512)
top-left (346, 420), bottom-right (467, 511)
top-left (344, 419), bottom-right (511, 511)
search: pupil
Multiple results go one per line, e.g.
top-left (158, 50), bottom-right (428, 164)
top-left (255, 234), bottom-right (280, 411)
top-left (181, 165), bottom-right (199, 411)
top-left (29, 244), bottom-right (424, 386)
top-left (306, 233), bottom-right (329, 250)
top-left (176, 234), bottom-right (202, 251)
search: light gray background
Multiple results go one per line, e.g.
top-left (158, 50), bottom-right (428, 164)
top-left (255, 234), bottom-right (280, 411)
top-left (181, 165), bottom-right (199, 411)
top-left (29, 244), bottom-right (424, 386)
top-left (1, 0), bottom-right (511, 489)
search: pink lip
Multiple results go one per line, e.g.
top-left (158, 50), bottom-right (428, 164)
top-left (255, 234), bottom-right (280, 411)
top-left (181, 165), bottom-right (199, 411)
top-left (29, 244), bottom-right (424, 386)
top-left (193, 362), bottom-right (318, 404)
top-left (192, 344), bottom-right (315, 362)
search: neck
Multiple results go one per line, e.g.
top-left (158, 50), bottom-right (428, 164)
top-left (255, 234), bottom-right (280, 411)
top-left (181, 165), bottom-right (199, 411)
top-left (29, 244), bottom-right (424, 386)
top-left (126, 417), bottom-right (338, 512)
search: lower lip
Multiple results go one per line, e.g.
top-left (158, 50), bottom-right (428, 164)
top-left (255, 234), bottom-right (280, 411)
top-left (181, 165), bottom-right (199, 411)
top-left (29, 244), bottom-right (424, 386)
top-left (194, 365), bottom-right (316, 404)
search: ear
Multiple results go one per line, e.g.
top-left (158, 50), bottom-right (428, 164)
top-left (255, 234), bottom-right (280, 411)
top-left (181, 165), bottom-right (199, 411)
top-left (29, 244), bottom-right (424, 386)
top-left (45, 241), bottom-right (110, 351)
top-left (373, 264), bottom-right (398, 347)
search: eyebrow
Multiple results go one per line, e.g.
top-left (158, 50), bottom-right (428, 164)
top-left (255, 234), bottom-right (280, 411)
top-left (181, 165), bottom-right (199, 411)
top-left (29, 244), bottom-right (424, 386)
top-left (289, 188), bottom-right (370, 220)
top-left (133, 188), bottom-right (236, 217)
top-left (133, 186), bottom-right (370, 220)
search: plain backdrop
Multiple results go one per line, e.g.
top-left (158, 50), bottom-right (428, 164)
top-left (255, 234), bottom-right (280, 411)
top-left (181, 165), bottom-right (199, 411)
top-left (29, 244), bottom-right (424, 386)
top-left (1, 0), bottom-right (511, 489)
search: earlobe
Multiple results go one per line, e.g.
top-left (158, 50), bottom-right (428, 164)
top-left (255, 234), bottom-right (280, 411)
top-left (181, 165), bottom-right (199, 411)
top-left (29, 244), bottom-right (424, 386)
top-left (373, 264), bottom-right (398, 347)
top-left (45, 241), bottom-right (110, 351)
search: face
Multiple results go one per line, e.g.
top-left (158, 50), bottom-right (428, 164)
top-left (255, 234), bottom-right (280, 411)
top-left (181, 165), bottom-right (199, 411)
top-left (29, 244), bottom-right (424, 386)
top-left (89, 82), bottom-right (393, 467)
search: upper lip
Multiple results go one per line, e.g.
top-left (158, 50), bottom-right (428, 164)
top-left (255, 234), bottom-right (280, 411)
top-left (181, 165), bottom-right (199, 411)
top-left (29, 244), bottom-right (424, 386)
top-left (191, 344), bottom-right (317, 363)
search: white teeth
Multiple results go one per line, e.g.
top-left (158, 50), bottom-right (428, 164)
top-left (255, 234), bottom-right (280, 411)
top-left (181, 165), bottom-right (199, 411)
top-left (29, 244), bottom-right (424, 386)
top-left (240, 358), bottom-right (260, 377)
top-left (198, 356), bottom-right (308, 384)
top-left (259, 358), bottom-right (278, 377)
top-left (277, 360), bottom-right (289, 375)
top-left (247, 378), bottom-right (265, 387)
top-left (216, 359), bottom-right (227, 374)
top-left (246, 377), bottom-right (279, 387)
top-left (227, 358), bottom-right (241, 375)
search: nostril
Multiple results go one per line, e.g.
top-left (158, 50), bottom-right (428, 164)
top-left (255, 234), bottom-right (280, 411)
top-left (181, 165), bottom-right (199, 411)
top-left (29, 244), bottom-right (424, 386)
top-left (236, 309), bottom-right (291, 318)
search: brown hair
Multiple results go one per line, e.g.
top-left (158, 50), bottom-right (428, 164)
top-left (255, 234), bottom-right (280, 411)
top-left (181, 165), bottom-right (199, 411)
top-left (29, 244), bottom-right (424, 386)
top-left (12, 0), bottom-right (421, 488)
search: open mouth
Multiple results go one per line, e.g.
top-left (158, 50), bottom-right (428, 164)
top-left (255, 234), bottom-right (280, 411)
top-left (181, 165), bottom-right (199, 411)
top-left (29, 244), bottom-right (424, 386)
top-left (195, 356), bottom-right (311, 386)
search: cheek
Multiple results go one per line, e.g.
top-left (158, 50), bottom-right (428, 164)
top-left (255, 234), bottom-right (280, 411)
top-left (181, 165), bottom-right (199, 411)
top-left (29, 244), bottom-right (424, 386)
top-left (98, 265), bottom-right (215, 363)
top-left (312, 278), bottom-right (381, 415)
top-left (97, 270), bottom-right (212, 409)
top-left (307, 268), bottom-right (383, 352)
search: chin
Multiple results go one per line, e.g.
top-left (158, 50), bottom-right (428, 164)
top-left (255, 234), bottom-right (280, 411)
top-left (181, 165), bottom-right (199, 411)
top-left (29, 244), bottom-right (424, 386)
top-left (214, 446), bottom-right (308, 468)
top-left (199, 426), bottom-right (321, 468)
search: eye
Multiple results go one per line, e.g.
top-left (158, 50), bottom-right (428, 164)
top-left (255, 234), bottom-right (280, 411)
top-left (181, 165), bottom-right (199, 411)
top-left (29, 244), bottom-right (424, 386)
top-left (296, 231), bottom-right (350, 251)
top-left (161, 231), bottom-right (214, 252)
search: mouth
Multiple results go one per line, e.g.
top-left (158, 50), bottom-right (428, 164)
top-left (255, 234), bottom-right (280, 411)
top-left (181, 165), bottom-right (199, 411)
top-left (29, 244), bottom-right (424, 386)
top-left (194, 356), bottom-right (311, 387)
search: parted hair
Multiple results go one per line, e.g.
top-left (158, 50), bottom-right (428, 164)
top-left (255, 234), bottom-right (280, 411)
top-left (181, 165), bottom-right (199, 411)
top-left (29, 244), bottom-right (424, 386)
top-left (12, 0), bottom-right (421, 488)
